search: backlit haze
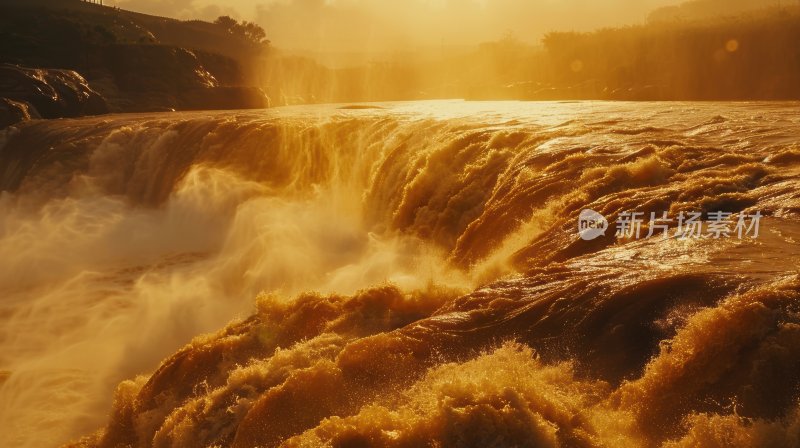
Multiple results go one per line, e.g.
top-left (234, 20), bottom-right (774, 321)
top-left (107, 0), bottom-right (683, 56)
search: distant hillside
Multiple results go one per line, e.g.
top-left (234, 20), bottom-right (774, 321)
top-left (0, 0), bottom-right (263, 55)
top-left (534, 3), bottom-right (800, 100)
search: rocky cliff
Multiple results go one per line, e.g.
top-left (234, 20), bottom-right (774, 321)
top-left (0, 0), bottom-right (270, 125)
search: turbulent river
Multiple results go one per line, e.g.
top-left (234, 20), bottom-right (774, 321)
top-left (0, 101), bottom-right (799, 448)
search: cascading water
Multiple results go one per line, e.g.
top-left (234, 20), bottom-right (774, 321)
top-left (0, 101), bottom-right (799, 448)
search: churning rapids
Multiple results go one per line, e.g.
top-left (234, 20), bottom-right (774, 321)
top-left (1, 101), bottom-right (800, 448)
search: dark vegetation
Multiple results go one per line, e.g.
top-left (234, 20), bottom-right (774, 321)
top-left (537, 4), bottom-right (800, 100)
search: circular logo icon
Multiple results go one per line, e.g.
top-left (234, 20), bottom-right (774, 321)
top-left (578, 209), bottom-right (608, 241)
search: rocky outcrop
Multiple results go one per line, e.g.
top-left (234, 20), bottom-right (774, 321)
top-left (0, 3), bottom-right (270, 115)
top-left (0, 64), bottom-right (108, 119)
top-left (0, 98), bottom-right (39, 128)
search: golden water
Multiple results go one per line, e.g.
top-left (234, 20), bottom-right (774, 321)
top-left (0, 101), bottom-right (799, 447)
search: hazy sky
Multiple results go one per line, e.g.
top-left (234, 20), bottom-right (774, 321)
top-left (107, 0), bottom-right (685, 52)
